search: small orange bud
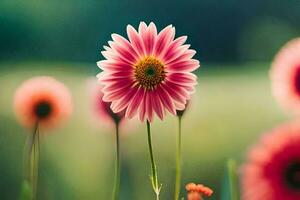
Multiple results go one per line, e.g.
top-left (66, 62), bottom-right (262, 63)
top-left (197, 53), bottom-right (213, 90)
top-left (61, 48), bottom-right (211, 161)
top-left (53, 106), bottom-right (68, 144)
top-left (186, 182), bottom-right (213, 200)
top-left (186, 183), bottom-right (197, 192)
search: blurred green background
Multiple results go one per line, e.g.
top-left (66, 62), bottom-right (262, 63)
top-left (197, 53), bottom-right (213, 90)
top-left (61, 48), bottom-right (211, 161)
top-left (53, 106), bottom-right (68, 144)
top-left (1, 0), bottom-right (300, 200)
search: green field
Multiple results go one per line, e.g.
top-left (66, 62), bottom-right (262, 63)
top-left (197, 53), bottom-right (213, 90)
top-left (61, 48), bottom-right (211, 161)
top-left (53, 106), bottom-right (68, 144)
top-left (0, 62), bottom-right (289, 200)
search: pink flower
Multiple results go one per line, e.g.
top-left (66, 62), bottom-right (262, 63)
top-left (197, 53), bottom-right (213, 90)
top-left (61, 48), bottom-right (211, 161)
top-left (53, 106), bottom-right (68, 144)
top-left (86, 77), bottom-right (125, 125)
top-left (97, 22), bottom-right (199, 122)
top-left (241, 121), bottom-right (300, 200)
top-left (270, 38), bottom-right (300, 115)
top-left (14, 76), bottom-right (72, 129)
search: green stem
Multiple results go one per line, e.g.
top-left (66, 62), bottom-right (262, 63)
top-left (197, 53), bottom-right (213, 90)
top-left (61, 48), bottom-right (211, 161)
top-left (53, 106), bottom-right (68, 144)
top-left (33, 125), bottom-right (40, 200)
top-left (146, 120), bottom-right (160, 200)
top-left (228, 159), bottom-right (239, 200)
top-left (27, 122), bottom-right (40, 200)
top-left (112, 122), bottom-right (120, 200)
top-left (174, 116), bottom-right (182, 200)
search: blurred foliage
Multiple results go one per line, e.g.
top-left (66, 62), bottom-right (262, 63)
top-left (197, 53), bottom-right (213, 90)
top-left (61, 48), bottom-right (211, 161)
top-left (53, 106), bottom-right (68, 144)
top-left (20, 180), bottom-right (32, 200)
top-left (237, 17), bottom-right (298, 61)
top-left (221, 160), bottom-right (239, 200)
top-left (0, 0), bottom-right (300, 64)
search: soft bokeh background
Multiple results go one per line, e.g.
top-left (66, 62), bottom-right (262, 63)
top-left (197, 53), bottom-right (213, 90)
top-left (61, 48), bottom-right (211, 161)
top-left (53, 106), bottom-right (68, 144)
top-left (1, 1), bottom-right (300, 199)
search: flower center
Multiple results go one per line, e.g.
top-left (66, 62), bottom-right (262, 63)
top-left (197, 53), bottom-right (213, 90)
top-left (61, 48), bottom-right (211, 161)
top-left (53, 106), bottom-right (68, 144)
top-left (294, 66), bottom-right (300, 96)
top-left (284, 161), bottom-right (300, 190)
top-left (134, 56), bottom-right (166, 90)
top-left (35, 101), bottom-right (52, 119)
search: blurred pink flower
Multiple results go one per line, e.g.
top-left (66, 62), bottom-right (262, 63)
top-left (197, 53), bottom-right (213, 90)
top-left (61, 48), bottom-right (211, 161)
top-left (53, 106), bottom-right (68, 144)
top-left (270, 38), bottom-right (300, 115)
top-left (97, 22), bottom-right (199, 122)
top-left (86, 77), bottom-right (125, 125)
top-left (14, 76), bottom-right (72, 129)
top-left (241, 121), bottom-right (300, 200)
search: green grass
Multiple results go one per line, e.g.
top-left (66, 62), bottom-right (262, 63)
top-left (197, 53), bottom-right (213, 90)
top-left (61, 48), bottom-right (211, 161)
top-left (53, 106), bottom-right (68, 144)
top-left (0, 62), bottom-right (289, 200)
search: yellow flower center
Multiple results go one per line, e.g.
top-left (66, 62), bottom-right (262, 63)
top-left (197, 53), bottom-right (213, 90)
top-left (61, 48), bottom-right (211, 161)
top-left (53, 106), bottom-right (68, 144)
top-left (134, 56), bottom-right (166, 90)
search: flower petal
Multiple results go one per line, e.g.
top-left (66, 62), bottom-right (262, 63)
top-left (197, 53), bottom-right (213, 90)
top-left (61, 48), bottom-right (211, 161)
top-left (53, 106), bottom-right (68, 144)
top-left (111, 33), bottom-right (139, 58)
top-left (125, 87), bottom-right (145, 118)
top-left (163, 44), bottom-right (190, 64)
top-left (161, 82), bottom-right (189, 104)
top-left (108, 41), bottom-right (137, 64)
top-left (97, 60), bottom-right (133, 72)
top-left (139, 94), bottom-right (147, 121)
top-left (151, 90), bottom-right (164, 120)
top-left (166, 72), bottom-right (198, 86)
top-left (102, 83), bottom-right (133, 102)
top-left (167, 49), bottom-right (197, 66)
top-left (146, 92), bottom-right (154, 122)
top-left (140, 22), bottom-right (157, 55)
top-left (110, 86), bottom-right (138, 113)
top-left (166, 59), bottom-right (200, 72)
top-left (127, 24), bottom-right (145, 57)
top-left (154, 25), bottom-right (175, 58)
top-left (156, 85), bottom-right (176, 115)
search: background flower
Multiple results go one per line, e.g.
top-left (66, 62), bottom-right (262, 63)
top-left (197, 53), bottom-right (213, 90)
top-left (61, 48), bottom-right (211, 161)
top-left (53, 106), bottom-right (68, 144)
top-left (14, 76), bottom-right (72, 129)
top-left (270, 38), bottom-right (300, 115)
top-left (241, 121), bottom-right (300, 200)
top-left (86, 77), bottom-right (124, 125)
top-left (186, 183), bottom-right (213, 200)
top-left (97, 22), bottom-right (200, 122)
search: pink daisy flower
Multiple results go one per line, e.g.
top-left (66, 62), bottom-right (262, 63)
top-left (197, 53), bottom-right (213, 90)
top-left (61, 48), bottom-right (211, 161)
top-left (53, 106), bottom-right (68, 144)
top-left (270, 38), bottom-right (300, 114)
top-left (87, 78), bottom-right (125, 125)
top-left (14, 76), bottom-right (72, 129)
top-left (97, 22), bottom-right (200, 122)
top-left (241, 121), bottom-right (300, 200)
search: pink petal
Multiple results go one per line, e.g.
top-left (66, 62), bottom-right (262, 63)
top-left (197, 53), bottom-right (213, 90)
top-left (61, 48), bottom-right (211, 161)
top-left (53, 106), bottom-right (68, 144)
top-left (102, 84), bottom-right (133, 102)
top-left (140, 22), bottom-right (157, 55)
top-left (146, 92), bottom-right (154, 122)
top-left (111, 33), bottom-right (139, 58)
top-left (154, 25), bottom-right (175, 58)
top-left (127, 25), bottom-right (145, 57)
top-left (101, 49), bottom-right (133, 66)
top-left (174, 101), bottom-right (186, 111)
top-left (138, 21), bottom-right (147, 35)
top-left (97, 60), bottom-right (133, 72)
top-left (97, 73), bottom-right (131, 84)
top-left (162, 36), bottom-right (187, 62)
top-left (102, 80), bottom-right (133, 94)
top-left (166, 59), bottom-right (200, 72)
top-left (163, 43), bottom-right (190, 64)
top-left (182, 85), bottom-right (196, 94)
top-left (161, 82), bottom-right (189, 104)
top-left (156, 86), bottom-right (176, 115)
top-left (167, 49), bottom-right (197, 65)
top-left (103, 45), bottom-right (111, 51)
top-left (110, 86), bottom-right (138, 113)
top-left (151, 90), bottom-right (164, 120)
top-left (166, 73), bottom-right (197, 86)
top-left (125, 87), bottom-right (145, 118)
top-left (139, 94), bottom-right (147, 121)
top-left (108, 41), bottom-right (137, 64)
top-left (105, 70), bottom-right (134, 78)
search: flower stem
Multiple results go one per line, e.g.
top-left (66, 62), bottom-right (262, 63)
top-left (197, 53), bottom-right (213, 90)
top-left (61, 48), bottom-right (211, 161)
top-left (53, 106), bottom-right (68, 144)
top-left (112, 122), bottom-right (120, 200)
top-left (146, 120), bottom-right (160, 200)
top-left (27, 122), bottom-right (40, 200)
top-left (174, 115), bottom-right (182, 200)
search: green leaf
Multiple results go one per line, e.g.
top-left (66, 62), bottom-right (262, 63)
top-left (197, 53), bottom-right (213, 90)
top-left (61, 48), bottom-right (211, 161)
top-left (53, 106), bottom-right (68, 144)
top-left (221, 159), bottom-right (240, 200)
top-left (19, 180), bottom-right (32, 200)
